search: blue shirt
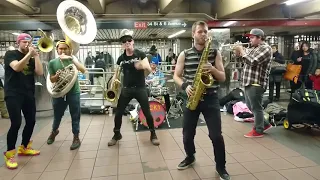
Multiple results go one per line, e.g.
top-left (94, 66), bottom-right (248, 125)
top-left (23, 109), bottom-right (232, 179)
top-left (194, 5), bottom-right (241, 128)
top-left (146, 69), bottom-right (165, 87)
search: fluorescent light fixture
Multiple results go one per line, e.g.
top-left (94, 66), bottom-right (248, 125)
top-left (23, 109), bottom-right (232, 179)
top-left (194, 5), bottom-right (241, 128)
top-left (284, 0), bottom-right (310, 5)
top-left (168, 30), bottom-right (186, 39)
top-left (210, 28), bottom-right (229, 33)
top-left (12, 32), bottom-right (20, 36)
top-left (223, 21), bottom-right (236, 27)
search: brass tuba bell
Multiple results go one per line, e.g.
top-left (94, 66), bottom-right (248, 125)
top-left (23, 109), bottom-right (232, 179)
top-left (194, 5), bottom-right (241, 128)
top-left (47, 0), bottom-right (97, 98)
top-left (37, 28), bottom-right (54, 53)
top-left (56, 0), bottom-right (97, 47)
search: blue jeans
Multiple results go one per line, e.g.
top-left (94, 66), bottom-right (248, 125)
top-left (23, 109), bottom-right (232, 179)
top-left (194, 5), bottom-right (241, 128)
top-left (244, 85), bottom-right (270, 134)
top-left (52, 93), bottom-right (80, 135)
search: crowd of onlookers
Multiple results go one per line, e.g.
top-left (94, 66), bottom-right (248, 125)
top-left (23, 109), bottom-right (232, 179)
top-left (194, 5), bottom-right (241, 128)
top-left (82, 45), bottom-right (178, 95)
top-left (267, 41), bottom-right (320, 102)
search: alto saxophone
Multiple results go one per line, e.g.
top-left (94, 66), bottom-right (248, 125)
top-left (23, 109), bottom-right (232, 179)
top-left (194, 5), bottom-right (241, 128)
top-left (186, 37), bottom-right (214, 110)
top-left (106, 62), bottom-right (123, 103)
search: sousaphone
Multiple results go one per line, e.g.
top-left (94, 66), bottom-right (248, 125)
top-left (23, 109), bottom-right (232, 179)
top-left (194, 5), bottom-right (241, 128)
top-left (46, 0), bottom-right (97, 98)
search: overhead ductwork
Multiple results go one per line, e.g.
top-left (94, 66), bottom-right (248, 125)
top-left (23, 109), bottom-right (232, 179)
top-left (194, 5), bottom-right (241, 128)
top-left (0, 0), bottom-right (40, 14)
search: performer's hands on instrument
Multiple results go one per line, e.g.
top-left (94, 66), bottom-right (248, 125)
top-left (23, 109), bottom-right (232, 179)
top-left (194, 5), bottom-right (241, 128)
top-left (28, 45), bottom-right (38, 57)
top-left (186, 85), bottom-right (194, 97)
top-left (202, 62), bottom-right (213, 73)
top-left (52, 70), bottom-right (61, 82)
top-left (59, 53), bottom-right (73, 60)
top-left (234, 46), bottom-right (244, 57)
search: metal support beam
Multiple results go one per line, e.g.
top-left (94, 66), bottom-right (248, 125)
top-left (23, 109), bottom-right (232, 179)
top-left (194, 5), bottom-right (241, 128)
top-left (285, 0), bottom-right (320, 18)
top-left (87, 0), bottom-right (107, 14)
top-left (215, 0), bottom-right (287, 18)
top-left (0, 0), bottom-right (40, 14)
top-left (159, 0), bottom-right (184, 14)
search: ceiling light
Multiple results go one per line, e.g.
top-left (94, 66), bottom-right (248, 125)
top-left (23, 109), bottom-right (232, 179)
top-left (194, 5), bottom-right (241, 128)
top-left (210, 28), bottom-right (230, 32)
top-left (284, 0), bottom-right (310, 5)
top-left (168, 30), bottom-right (186, 39)
top-left (12, 32), bottom-right (20, 36)
top-left (223, 21), bottom-right (236, 27)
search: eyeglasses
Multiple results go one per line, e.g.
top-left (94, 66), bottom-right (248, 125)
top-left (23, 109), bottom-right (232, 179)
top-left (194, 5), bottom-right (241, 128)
top-left (121, 38), bottom-right (132, 43)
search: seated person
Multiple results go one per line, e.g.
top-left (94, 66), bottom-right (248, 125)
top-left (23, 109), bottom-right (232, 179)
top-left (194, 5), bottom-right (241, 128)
top-left (146, 60), bottom-right (171, 113)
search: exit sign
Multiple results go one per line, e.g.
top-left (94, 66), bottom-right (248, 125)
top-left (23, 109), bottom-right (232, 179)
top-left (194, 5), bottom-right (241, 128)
top-left (134, 22), bottom-right (147, 29)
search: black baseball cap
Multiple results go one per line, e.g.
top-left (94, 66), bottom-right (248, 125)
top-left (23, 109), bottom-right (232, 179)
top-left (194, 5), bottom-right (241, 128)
top-left (245, 28), bottom-right (265, 37)
top-left (119, 29), bottom-right (133, 41)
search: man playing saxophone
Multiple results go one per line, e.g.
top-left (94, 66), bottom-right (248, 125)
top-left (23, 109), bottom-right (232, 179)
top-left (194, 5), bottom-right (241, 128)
top-left (173, 21), bottom-right (230, 180)
top-left (46, 40), bottom-right (86, 150)
top-left (108, 29), bottom-right (160, 146)
top-left (3, 33), bottom-right (43, 169)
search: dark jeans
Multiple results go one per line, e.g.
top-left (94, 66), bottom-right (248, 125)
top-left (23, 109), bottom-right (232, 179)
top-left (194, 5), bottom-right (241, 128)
top-left (244, 86), bottom-right (270, 134)
top-left (114, 87), bottom-right (154, 132)
top-left (6, 94), bottom-right (36, 151)
top-left (183, 91), bottom-right (226, 169)
top-left (52, 93), bottom-right (81, 135)
top-left (268, 81), bottom-right (281, 101)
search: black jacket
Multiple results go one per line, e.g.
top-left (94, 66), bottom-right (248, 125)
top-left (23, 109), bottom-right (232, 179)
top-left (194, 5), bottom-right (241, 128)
top-left (270, 51), bottom-right (285, 82)
top-left (291, 49), bottom-right (318, 82)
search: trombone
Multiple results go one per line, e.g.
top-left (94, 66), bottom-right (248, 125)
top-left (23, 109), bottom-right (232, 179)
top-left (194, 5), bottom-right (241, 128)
top-left (36, 28), bottom-right (54, 53)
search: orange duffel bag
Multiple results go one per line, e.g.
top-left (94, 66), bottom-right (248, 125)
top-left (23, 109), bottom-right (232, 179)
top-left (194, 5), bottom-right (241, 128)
top-left (283, 63), bottom-right (302, 84)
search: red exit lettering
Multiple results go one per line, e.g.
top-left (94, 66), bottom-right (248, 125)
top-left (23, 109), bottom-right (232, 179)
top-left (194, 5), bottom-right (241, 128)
top-left (134, 22), bottom-right (147, 29)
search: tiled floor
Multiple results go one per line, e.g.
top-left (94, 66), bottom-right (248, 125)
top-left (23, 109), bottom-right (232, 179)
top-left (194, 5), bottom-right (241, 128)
top-left (0, 112), bottom-right (320, 180)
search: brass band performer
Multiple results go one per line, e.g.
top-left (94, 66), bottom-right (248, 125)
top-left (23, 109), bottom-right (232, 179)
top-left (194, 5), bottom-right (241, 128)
top-left (234, 28), bottom-right (273, 138)
top-left (46, 40), bottom-right (86, 150)
top-left (173, 21), bottom-right (230, 180)
top-left (3, 33), bottom-right (44, 169)
top-left (107, 29), bottom-right (160, 146)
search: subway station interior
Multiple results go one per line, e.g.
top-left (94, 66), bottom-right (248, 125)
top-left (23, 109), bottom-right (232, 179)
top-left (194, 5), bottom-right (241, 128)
top-left (1, 0), bottom-right (320, 179)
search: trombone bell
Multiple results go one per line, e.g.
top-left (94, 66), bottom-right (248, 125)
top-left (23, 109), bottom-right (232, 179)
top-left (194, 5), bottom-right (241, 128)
top-left (37, 37), bottom-right (54, 52)
top-left (36, 28), bottom-right (54, 53)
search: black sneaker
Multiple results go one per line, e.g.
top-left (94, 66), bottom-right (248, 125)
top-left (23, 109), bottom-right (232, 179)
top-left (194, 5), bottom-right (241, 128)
top-left (150, 131), bottom-right (160, 146)
top-left (216, 168), bottom-right (231, 180)
top-left (108, 133), bottom-right (122, 146)
top-left (177, 156), bottom-right (195, 170)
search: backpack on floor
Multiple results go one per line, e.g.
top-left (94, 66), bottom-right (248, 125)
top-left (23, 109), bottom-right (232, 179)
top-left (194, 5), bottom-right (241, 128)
top-left (264, 103), bottom-right (287, 126)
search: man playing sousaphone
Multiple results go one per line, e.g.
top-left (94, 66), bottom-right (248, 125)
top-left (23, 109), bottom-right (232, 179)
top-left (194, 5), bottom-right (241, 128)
top-left (46, 40), bottom-right (86, 150)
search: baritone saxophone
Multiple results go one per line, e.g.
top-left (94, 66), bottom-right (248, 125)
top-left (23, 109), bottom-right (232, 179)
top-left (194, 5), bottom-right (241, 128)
top-left (186, 37), bottom-right (214, 110)
top-left (106, 62), bottom-right (123, 103)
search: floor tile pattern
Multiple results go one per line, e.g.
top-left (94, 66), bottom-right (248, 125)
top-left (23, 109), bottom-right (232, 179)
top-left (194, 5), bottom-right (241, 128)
top-left (0, 113), bottom-right (319, 180)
